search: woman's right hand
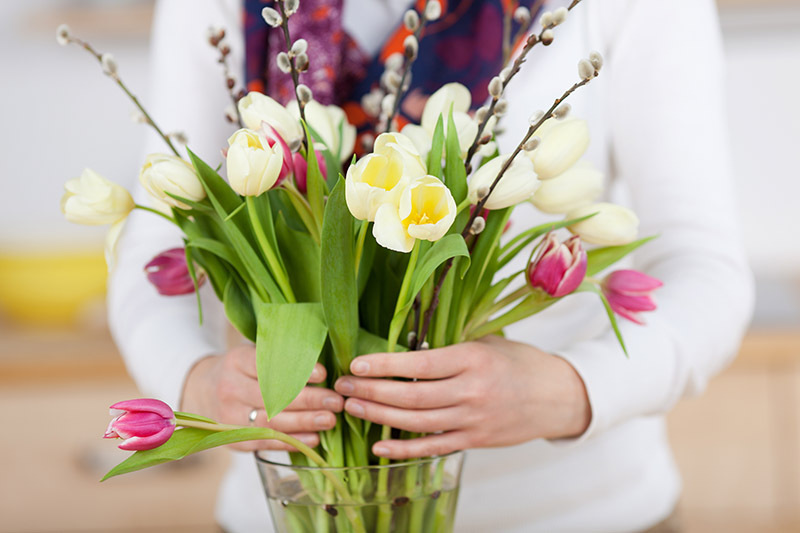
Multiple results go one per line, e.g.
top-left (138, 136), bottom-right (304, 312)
top-left (181, 345), bottom-right (343, 451)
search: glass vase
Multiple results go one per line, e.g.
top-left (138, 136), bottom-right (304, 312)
top-left (255, 451), bottom-right (465, 533)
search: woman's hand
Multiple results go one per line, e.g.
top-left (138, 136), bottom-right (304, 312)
top-left (334, 336), bottom-right (591, 460)
top-left (181, 345), bottom-right (343, 451)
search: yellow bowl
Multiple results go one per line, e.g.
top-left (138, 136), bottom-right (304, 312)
top-left (0, 251), bottom-right (107, 326)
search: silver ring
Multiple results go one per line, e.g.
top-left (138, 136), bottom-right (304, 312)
top-left (248, 408), bottom-right (259, 425)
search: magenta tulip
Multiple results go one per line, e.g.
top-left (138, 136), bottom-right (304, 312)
top-left (262, 123), bottom-right (295, 187)
top-left (527, 233), bottom-right (587, 298)
top-left (602, 269), bottom-right (663, 325)
top-left (292, 150), bottom-right (328, 194)
top-left (144, 248), bottom-right (205, 296)
top-left (104, 399), bottom-right (176, 451)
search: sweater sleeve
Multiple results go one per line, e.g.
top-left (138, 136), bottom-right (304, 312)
top-left (556, 0), bottom-right (755, 440)
top-left (107, 0), bottom-right (242, 409)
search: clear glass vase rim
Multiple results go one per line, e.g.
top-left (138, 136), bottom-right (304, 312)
top-left (254, 450), bottom-right (465, 472)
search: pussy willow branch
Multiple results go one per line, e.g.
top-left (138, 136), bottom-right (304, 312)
top-left (68, 37), bottom-right (181, 158)
top-left (416, 74), bottom-right (596, 349)
top-left (464, 0), bottom-right (585, 172)
top-left (276, 1), bottom-right (308, 146)
top-left (210, 33), bottom-right (244, 128)
top-left (384, 11), bottom-right (430, 133)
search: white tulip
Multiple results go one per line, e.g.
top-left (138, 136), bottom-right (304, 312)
top-left (373, 132), bottom-right (426, 175)
top-left (139, 154), bottom-right (205, 210)
top-left (399, 123), bottom-right (433, 162)
top-left (527, 118), bottom-right (590, 179)
top-left (61, 168), bottom-right (135, 225)
top-left (288, 100), bottom-right (356, 163)
top-left (105, 219), bottom-right (126, 271)
top-left (373, 175), bottom-right (457, 253)
top-left (226, 129), bottom-right (284, 196)
top-left (467, 153), bottom-right (538, 210)
top-left (238, 91), bottom-right (303, 149)
top-left (421, 82), bottom-right (472, 133)
top-left (532, 160), bottom-right (603, 214)
top-left (567, 202), bottom-right (639, 245)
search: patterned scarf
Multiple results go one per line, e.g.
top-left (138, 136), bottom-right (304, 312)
top-left (244, 0), bottom-right (542, 130)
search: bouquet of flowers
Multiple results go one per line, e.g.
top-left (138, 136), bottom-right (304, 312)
top-left (59, 1), bottom-right (661, 531)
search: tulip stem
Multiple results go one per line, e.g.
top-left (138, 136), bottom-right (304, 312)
top-left (65, 36), bottom-right (182, 158)
top-left (135, 205), bottom-right (176, 224)
top-left (246, 196), bottom-right (296, 303)
top-left (464, 0), bottom-right (586, 173)
top-left (354, 220), bottom-right (369, 279)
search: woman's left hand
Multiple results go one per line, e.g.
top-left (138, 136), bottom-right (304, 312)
top-left (334, 335), bottom-right (592, 460)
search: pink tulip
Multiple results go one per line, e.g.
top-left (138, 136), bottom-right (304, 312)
top-left (144, 248), bottom-right (205, 296)
top-left (602, 269), bottom-right (663, 325)
top-left (292, 150), bottom-right (328, 194)
top-left (104, 399), bottom-right (176, 451)
top-left (261, 123), bottom-right (295, 187)
top-left (527, 233), bottom-right (587, 298)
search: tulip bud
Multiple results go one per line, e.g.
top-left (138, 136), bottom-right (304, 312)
top-left (139, 154), bottom-right (205, 210)
top-left (601, 269), bottom-right (662, 325)
top-left (292, 149), bottom-right (327, 194)
top-left (262, 7), bottom-right (283, 27)
top-left (104, 399), bottom-right (176, 451)
top-left (287, 100), bottom-right (356, 163)
top-left (467, 152), bottom-right (538, 210)
top-left (145, 247), bottom-right (205, 296)
top-left (529, 118), bottom-right (590, 179)
top-left (226, 129), bottom-right (284, 196)
top-left (532, 160), bottom-right (603, 214)
top-left (56, 24), bottom-right (71, 46)
top-left (61, 169), bottom-right (135, 226)
top-left (527, 233), bottom-right (587, 298)
top-left (567, 202), bottom-right (639, 245)
top-left (373, 175), bottom-right (456, 253)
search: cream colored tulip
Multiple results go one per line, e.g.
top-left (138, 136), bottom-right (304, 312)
top-left (288, 100), bottom-right (356, 162)
top-left (105, 219), bottom-right (126, 271)
top-left (567, 202), bottom-right (639, 245)
top-left (373, 132), bottom-right (426, 175)
top-left (238, 91), bottom-right (303, 149)
top-left (527, 118), bottom-right (590, 179)
top-left (373, 175), bottom-right (457, 253)
top-left (139, 153), bottom-right (205, 210)
top-left (421, 83), bottom-right (471, 132)
top-left (226, 129), bottom-right (284, 196)
top-left (532, 160), bottom-right (603, 214)
top-left (467, 153), bottom-right (538, 210)
top-left (61, 168), bottom-right (134, 225)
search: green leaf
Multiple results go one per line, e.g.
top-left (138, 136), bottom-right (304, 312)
top-left (426, 115), bottom-right (445, 178)
top-left (320, 180), bottom-right (359, 373)
top-left (174, 412), bottom-right (216, 424)
top-left (255, 302), bottom-right (329, 419)
top-left (581, 282), bottom-right (628, 357)
top-left (275, 214), bottom-right (321, 302)
top-left (183, 245), bottom-right (203, 325)
top-left (186, 148), bottom-right (242, 218)
top-left (586, 236), bottom-right (657, 277)
top-left (444, 107), bottom-right (467, 203)
top-left (356, 328), bottom-right (407, 355)
top-left (165, 192), bottom-right (215, 215)
top-left (102, 427), bottom-right (292, 481)
top-left (387, 235), bottom-right (469, 348)
top-left (224, 277), bottom-right (257, 342)
top-left (302, 121), bottom-right (326, 225)
top-left (306, 122), bottom-right (341, 188)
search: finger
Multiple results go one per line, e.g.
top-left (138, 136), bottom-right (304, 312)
top-left (230, 432), bottom-right (320, 452)
top-left (231, 344), bottom-right (258, 378)
top-left (335, 376), bottom-right (461, 409)
top-left (222, 373), bottom-right (266, 409)
top-left (257, 409), bottom-right (338, 434)
top-left (350, 347), bottom-right (467, 380)
top-left (307, 363), bottom-right (327, 384)
top-left (343, 398), bottom-right (463, 434)
top-left (284, 386), bottom-right (343, 412)
top-left (372, 432), bottom-right (469, 460)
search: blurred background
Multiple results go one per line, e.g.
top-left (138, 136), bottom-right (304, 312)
top-left (1, 0), bottom-right (799, 531)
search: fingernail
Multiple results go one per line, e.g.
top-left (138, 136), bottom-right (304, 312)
top-left (314, 414), bottom-right (331, 428)
top-left (346, 401), bottom-right (365, 417)
top-left (373, 445), bottom-right (390, 456)
top-left (336, 378), bottom-right (354, 394)
top-left (310, 366), bottom-right (321, 380)
top-left (352, 361), bottom-right (369, 375)
top-left (323, 397), bottom-right (341, 411)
